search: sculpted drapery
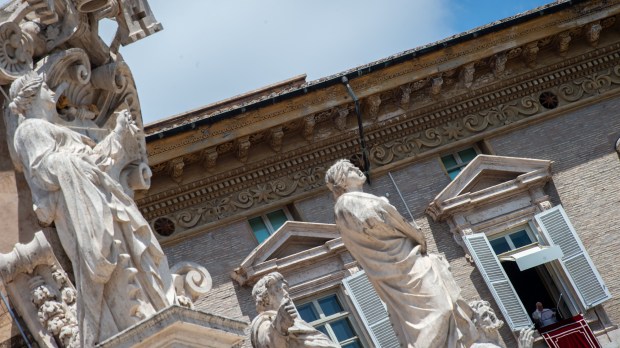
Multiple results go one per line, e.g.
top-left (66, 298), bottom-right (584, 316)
top-left (326, 159), bottom-right (478, 348)
top-left (8, 72), bottom-right (175, 347)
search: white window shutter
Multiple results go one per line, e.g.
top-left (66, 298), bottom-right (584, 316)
top-left (535, 205), bottom-right (611, 309)
top-left (463, 233), bottom-right (533, 331)
top-left (342, 271), bottom-right (400, 348)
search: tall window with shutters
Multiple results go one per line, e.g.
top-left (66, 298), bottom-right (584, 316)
top-left (463, 205), bottom-right (612, 331)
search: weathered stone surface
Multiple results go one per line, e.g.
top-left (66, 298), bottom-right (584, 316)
top-left (326, 159), bottom-right (478, 348)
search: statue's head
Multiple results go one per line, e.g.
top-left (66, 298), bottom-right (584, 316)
top-left (252, 272), bottom-right (289, 313)
top-left (8, 71), bottom-right (56, 118)
top-left (325, 159), bottom-right (366, 198)
top-left (469, 300), bottom-right (504, 335)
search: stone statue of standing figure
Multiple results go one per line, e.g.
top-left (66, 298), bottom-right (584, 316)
top-left (325, 159), bottom-right (479, 348)
top-left (250, 272), bottom-right (337, 348)
top-left (7, 71), bottom-right (176, 347)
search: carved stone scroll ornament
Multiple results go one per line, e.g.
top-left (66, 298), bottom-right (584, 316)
top-left (170, 262), bottom-right (213, 309)
top-left (0, 232), bottom-right (79, 348)
top-left (250, 272), bottom-right (338, 348)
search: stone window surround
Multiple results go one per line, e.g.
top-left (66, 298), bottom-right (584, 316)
top-left (426, 154), bottom-right (613, 333)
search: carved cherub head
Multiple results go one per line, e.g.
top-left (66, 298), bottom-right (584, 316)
top-left (325, 159), bottom-right (366, 198)
top-left (252, 272), bottom-right (290, 313)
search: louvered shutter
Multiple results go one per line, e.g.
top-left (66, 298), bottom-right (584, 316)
top-left (535, 205), bottom-right (611, 309)
top-left (463, 233), bottom-right (533, 331)
top-left (342, 271), bottom-right (400, 348)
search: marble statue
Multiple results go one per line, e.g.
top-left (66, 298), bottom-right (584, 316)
top-left (469, 300), bottom-right (506, 348)
top-left (8, 71), bottom-right (176, 347)
top-left (325, 159), bottom-right (479, 348)
top-left (250, 272), bottom-right (338, 348)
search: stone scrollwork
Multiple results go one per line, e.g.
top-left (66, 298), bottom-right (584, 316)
top-left (0, 21), bottom-right (34, 84)
top-left (170, 262), bottom-right (213, 309)
top-left (164, 166), bottom-right (326, 232)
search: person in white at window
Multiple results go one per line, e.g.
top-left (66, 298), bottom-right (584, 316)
top-left (532, 302), bottom-right (557, 327)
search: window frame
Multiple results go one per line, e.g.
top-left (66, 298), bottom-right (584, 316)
top-left (295, 291), bottom-right (366, 348)
top-left (247, 207), bottom-right (294, 244)
top-left (439, 145), bottom-right (481, 180)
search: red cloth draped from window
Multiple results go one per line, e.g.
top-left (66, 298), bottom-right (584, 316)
top-left (539, 314), bottom-right (601, 348)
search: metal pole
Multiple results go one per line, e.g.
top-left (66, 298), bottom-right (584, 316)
top-left (0, 291), bottom-right (32, 348)
top-left (388, 172), bottom-right (418, 227)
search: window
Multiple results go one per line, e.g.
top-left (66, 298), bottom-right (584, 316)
top-left (248, 208), bottom-right (292, 244)
top-left (463, 206), bottom-right (612, 331)
top-left (489, 226), bottom-right (537, 255)
top-left (440, 146), bottom-right (480, 180)
top-left (296, 294), bottom-right (363, 348)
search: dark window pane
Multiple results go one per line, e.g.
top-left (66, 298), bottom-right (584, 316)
top-left (330, 318), bottom-right (356, 341)
top-left (341, 341), bottom-right (361, 348)
top-left (249, 217), bottom-right (270, 243)
top-left (510, 230), bottom-right (533, 249)
top-left (267, 209), bottom-right (288, 232)
top-left (316, 325), bottom-right (328, 336)
top-left (441, 154), bottom-right (458, 169)
top-left (318, 295), bottom-right (343, 316)
top-left (458, 148), bottom-right (478, 164)
top-left (297, 303), bottom-right (319, 323)
top-left (490, 237), bottom-right (511, 255)
top-left (448, 168), bottom-right (461, 180)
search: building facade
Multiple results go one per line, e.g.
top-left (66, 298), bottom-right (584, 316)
top-left (136, 1), bottom-right (620, 347)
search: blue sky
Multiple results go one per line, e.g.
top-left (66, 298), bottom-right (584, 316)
top-left (103, 1), bottom-right (552, 124)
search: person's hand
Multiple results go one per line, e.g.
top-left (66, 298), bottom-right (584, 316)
top-left (274, 301), bottom-right (296, 335)
top-left (114, 110), bottom-right (139, 136)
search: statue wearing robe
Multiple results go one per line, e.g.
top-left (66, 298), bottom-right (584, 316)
top-left (8, 72), bottom-right (175, 346)
top-left (326, 159), bottom-right (479, 348)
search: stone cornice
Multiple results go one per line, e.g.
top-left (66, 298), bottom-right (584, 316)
top-left (139, 6), bottom-right (620, 243)
top-left (144, 1), bottom-right (620, 167)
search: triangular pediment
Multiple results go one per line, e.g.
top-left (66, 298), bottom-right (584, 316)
top-left (427, 155), bottom-right (553, 221)
top-left (232, 221), bottom-right (342, 285)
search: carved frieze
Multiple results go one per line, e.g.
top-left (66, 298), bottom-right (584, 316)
top-left (140, 15), bottom-right (620, 239)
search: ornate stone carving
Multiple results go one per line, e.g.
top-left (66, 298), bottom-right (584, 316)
top-left (303, 114), bottom-right (315, 141)
top-left (557, 32), bottom-right (572, 56)
top-left (269, 126), bottom-right (284, 152)
top-left (469, 300), bottom-right (505, 348)
top-left (366, 94), bottom-right (381, 120)
top-left (490, 53), bottom-right (507, 78)
top-left (168, 157), bottom-right (185, 182)
top-left (431, 76), bottom-right (443, 98)
top-left (250, 272), bottom-right (337, 348)
top-left (30, 275), bottom-right (79, 348)
top-left (522, 42), bottom-right (539, 68)
top-left (334, 106), bottom-right (348, 131)
top-left (236, 136), bottom-right (251, 162)
top-left (0, 232), bottom-right (80, 348)
top-left (141, 44), bottom-right (620, 229)
top-left (584, 21), bottom-right (603, 47)
top-left (0, 21), bottom-right (34, 84)
top-left (202, 147), bottom-right (218, 170)
top-left (460, 63), bottom-right (476, 88)
top-left (171, 262), bottom-right (212, 309)
top-left (400, 83), bottom-right (412, 105)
